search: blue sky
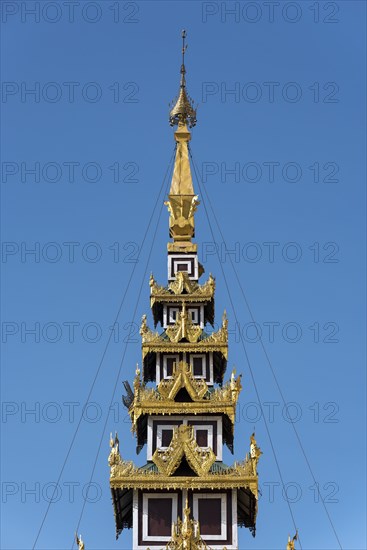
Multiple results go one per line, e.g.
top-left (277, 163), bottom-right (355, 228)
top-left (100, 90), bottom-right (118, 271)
top-left (1, 1), bottom-right (366, 549)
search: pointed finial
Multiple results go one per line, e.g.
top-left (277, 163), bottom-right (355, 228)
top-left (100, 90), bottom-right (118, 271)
top-left (183, 494), bottom-right (190, 525)
top-left (250, 432), bottom-right (262, 472)
top-left (169, 30), bottom-right (197, 128)
top-left (182, 29), bottom-right (187, 69)
top-left (222, 310), bottom-right (228, 329)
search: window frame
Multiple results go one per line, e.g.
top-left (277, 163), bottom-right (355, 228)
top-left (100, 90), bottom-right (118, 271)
top-left (193, 424), bottom-right (213, 450)
top-left (188, 307), bottom-right (199, 324)
top-left (142, 493), bottom-right (178, 542)
top-left (192, 493), bottom-right (227, 540)
top-left (147, 416), bottom-right (222, 461)
top-left (189, 353), bottom-right (206, 379)
top-left (163, 354), bottom-right (179, 379)
top-left (156, 424), bottom-right (178, 450)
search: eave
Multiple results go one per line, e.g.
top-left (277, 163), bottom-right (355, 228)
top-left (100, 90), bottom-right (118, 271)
top-left (110, 472), bottom-right (258, 496)
top-left (130, 400), bottom-right (238, 428)
top-left (142, 340), bottom-right (228, 360)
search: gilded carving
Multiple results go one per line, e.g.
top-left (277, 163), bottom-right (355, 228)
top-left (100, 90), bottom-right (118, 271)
top-left (110, 455), bottom-right (259, 495)
top-left (169, 271), bottom-right (196, 295)
top-left (165, 304), bottom-right (202, 343)
top-left (166, 497), bottom-right (210, 550)
top-left (158, 361), bottom-right (208, 401)
top-left (141, 310), bottom-right (228, 359)
top-left (250, 432), bottom-right (262, 475)
top-left (152, 425), bottom-right (216, 477)
top-left (164, 122), bottom-right (199, 246)
top-left (150, 272), bottom-right (215, 301)
top-left (140, 314), bottom-right (161, 344)
top-left (128, 365), bottom-right (242, 429)
top-left (109, 434), bottom-right (260, 502)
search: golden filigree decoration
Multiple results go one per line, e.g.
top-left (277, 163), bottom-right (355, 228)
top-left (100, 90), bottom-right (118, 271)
top-left (110, 468), bottom-right (258, 493)
top-left (109, 433), bottom-right (260, 500)
top-left (185, 311), bottom-right (228, 345)
top-left (166, 497), bottom-right (211, 550)
top-left (152, 425), bottom-right (216, 477)
top-left (150, 272), bottom-right (215, 300)
top-left (165, 303), bottom-right (202, 343)
top-left (109, 440), bottom-right (258, 499)
top-left (108, 432), bottom-right (125, 477)
top-left (141, 310), bottom-right (228, 359)
top-left (141, 313), bottom-right (227, 358)
top-left (149, 273), bottom-right (167, 295)
top-left (128, 368), bottom-right (242, 429)
top-left (150, 271), bottom-right (216, 326)
top-left (140, 314), bottom-right (161, 344)
top-left (142, 340), bottom-right (228, 359)
top-left (210, 367), bottom-right (242, 402)
top-left (169, 271), bottom-right (198, 295)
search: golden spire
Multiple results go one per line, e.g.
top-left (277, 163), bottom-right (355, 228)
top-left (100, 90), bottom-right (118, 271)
top-left (166, 30), bottom-right (199, 253)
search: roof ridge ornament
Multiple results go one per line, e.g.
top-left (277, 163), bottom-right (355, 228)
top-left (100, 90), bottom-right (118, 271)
top-left (165, 303), bottom-right (203, 343)
top-left (166, 494), bottom-right (212, 549)
top-left (152, 424), bottom-right (216, 476)
top-left (158, 360), bottom-right (209, 401)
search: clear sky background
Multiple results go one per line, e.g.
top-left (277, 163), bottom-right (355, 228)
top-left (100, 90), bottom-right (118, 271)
top-left (1, 1), bottom-right (366, 549)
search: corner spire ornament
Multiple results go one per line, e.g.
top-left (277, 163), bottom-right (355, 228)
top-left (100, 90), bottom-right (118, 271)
top-left (75, 533), bottom-right (85, 550)
top-left (286, 530), bottom-right (298, 550)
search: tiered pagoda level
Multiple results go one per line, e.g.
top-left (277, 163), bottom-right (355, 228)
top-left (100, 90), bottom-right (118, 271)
top-left (108, 31), bottom-right (261, 550)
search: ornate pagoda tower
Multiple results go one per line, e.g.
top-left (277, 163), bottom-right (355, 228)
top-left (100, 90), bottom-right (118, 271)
top-left (108, 31), bottom-right (261, 550)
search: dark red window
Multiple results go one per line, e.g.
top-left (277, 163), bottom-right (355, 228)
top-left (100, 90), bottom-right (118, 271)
top-left (198, 498), bottom-right (222, 535)
top-left (188, 308), bottom-right (199, 324)
top-left (148, 498), bottom-right (172, 536)
top-left (177, 263), bottom-right (188, 271)
top-left (166, 357), bottom-right (176, 377)
top-left (196, 429), bottom-right (208, 447)
top-left (161, 429), bottom-right (173, 447)
top-left (193, 357), bottom-right (203, 376)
